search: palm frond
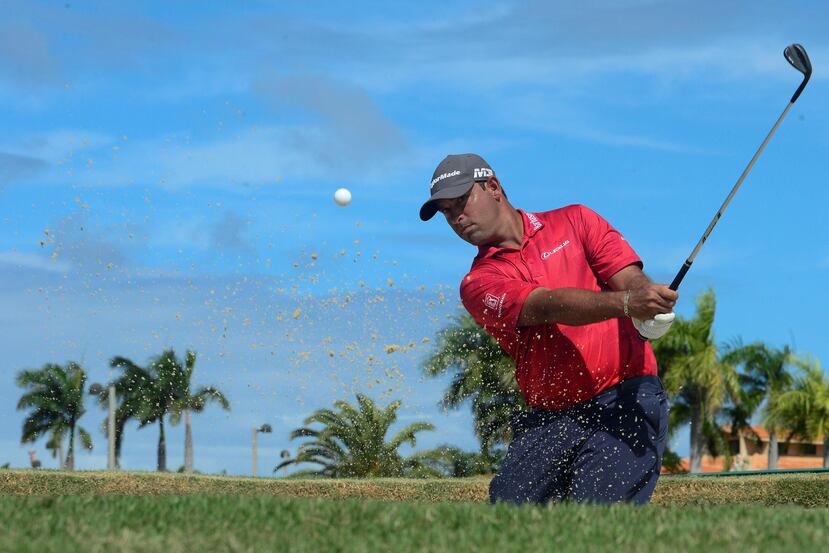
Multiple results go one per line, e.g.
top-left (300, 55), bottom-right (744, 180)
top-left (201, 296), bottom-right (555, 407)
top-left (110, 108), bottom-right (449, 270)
top-left (283, 394), bottom-right (434, 477)
top-left (77, 427), bottom-right (94, 451)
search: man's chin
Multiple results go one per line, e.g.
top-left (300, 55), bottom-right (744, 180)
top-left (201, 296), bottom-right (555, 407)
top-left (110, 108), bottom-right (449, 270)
top-left (462, 232), bottom-right (486, 246)
top-left (453, 226), bottom-right (485, 246)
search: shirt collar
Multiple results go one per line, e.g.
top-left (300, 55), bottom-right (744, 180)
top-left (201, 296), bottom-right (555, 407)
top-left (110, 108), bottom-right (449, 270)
top-left (475, 209), bottom-right (545, 259)
top-left (520, 208), bottom-right (545, 238)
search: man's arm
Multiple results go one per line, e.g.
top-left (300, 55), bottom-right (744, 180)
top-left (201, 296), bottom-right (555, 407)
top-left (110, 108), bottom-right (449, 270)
top-left (606, 264), bottom-right (650, 291)
top-left (517, 287), bottom-right (625, 327)
top-left (607, 264), bottom-right (678, 319)
top-left (517, 265), bottom-right (678, 327)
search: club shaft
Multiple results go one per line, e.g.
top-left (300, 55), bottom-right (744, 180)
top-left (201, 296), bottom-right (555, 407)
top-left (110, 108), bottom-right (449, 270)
top-left (669, 101), bottom-right (794, 291)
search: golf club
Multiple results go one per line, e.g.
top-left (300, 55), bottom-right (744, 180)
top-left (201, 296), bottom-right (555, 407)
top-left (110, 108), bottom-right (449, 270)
top-left (668, 43), bottom-right (812, 291)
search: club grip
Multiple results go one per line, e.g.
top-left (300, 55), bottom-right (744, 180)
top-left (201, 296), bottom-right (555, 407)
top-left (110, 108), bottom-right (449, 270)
top-left (640, 261), bottom-right (691, 338)
top-left (670, 261), bottom-right (691, 291)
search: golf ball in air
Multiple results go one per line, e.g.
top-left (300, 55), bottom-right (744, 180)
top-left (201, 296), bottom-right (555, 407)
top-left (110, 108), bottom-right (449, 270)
top-left (334, 188), bottom-right (352, 206)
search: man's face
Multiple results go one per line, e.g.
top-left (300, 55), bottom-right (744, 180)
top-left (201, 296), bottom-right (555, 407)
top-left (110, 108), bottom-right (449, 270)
top-left (434, 179), bottom-right (499, 246)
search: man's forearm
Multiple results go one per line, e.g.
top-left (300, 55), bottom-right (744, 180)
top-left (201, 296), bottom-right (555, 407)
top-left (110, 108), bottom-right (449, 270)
top-left (606, 265), bottom-right (651, 292)
top-left (518, 287), bottom-right (625, 327)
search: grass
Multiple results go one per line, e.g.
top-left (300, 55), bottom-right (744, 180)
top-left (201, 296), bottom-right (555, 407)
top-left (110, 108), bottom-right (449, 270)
top-left (2, 470), bottom-right (829, 552)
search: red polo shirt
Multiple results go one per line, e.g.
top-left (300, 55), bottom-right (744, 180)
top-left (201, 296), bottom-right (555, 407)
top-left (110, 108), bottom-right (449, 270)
top-left (460, 204), bottom-right (658, 410)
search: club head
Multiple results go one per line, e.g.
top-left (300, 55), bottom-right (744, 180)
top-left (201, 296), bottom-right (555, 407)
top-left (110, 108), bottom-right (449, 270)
top-left (784, 43), bottom-right (812, 103)
top-left (784, 43), bottom-right (812, 77)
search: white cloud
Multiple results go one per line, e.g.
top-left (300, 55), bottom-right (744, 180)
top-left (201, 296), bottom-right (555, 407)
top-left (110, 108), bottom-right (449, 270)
top-left (0, 151), bottom-right (50, 186)
top-left (44, 124), bottom-right (443, 191)
top-left (0, 250), bottom-right (70, 273)
top-left (0, 129), bottom-right (115, 166)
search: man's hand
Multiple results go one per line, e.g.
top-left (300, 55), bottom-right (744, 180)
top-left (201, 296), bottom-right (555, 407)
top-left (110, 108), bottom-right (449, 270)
top-left (632, 312), bottom-right (675, 340)
top-left (608, 266), bottom-right (678, 339)
top-left (627, 284), bottom-right (678, 320)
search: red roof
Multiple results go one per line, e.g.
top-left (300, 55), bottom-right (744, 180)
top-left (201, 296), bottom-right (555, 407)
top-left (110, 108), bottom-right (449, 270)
top-left (722, 425), bottom-right (824, 445)
top-left (662, 455), bottom-right (825, 474)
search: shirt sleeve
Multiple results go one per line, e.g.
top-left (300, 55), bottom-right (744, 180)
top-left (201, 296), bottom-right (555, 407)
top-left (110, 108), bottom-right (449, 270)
top-left (460, 263), bottom-right (539, 334)
top-left (575, 205), bottom-right (642, 283)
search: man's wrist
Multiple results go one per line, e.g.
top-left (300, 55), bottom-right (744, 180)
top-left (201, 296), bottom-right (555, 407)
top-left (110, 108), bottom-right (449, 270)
top-left (622, 290), bottom-right (631, 318)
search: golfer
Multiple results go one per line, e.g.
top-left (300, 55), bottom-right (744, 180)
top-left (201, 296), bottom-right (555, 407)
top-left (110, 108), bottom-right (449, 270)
top-left (420, 153), bottom-right (678, 505)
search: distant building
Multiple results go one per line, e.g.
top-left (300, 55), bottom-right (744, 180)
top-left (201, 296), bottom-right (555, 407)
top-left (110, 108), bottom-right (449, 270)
top-left (665, 425), bottom-right (825, 473)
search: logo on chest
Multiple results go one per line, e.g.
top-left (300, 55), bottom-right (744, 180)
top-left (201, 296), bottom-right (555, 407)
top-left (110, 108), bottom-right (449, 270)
top-left (540, 239), bottom-right (571, 260)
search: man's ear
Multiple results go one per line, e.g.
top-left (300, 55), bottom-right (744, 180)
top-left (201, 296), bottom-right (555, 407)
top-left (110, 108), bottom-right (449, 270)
top-left (487, 176), bottom-right (503, 200)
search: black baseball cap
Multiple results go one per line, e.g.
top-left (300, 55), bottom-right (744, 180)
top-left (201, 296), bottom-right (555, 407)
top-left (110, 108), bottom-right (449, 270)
top-left (419, 153), bottom-right (494, 221)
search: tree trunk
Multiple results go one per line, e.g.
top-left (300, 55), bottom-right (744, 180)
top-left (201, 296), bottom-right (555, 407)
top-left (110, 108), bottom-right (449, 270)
top-left (157, 419), bottom-right (167, 472)
top-left (66, 423), bottom-right (76, 471)
top-left (58, 441), bottom-right (65, 470)
top-left (114, 414), bottom-right (127, 469)
top-left (107, 385), bottom-right (116, 470)
top-left (768, 431), bottom-right (778, 470)
top-left (690, 394), bottom-right (704, 473)
top-left (252, 428), bottom-right (257, 477)
top-left (184, 408), bottom-right (193, 473)
top-left (824, 436), bottom-right (829, 469)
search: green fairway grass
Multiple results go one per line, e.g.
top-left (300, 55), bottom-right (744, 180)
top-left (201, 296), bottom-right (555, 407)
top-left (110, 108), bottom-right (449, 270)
top-left (2, 471), bottom-right (829, 552)
top-left (3, 470), bottom-right (829, 507)
top-left (3, 495), bottom-right (829, 553)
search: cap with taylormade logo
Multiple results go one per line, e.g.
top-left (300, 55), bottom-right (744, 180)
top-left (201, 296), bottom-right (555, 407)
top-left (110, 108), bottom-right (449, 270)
top-left (419, 153), bottom-right (494, 221)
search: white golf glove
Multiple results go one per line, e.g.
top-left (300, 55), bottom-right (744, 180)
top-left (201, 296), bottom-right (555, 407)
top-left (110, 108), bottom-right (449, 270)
top-left (632, 312), bottom-right (675, 340)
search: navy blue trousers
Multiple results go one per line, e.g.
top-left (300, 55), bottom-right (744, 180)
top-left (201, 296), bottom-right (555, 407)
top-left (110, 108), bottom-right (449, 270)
top-left (490, 375), bottom-right (668, 505)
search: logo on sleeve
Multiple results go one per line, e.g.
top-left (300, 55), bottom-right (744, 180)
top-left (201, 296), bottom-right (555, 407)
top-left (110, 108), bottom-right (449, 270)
top-left (484, 292), bottom-right (506, 318)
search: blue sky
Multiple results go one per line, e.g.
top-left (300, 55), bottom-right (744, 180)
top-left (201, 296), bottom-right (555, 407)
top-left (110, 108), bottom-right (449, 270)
top-left (2, 0), bottom-right (827, 475)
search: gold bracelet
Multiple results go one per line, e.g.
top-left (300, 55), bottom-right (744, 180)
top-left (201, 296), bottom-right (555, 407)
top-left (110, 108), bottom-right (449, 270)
top-left (623, 290), bottom-right (631, 317)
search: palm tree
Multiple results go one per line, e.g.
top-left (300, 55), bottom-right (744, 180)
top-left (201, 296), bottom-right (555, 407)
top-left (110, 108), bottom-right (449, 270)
top-left (45, 428), bottom-right (68, 469)
top-left (408, 445), bottom-right (506, 477)
top-left (100, 359), bottom-right (152, 469)
top-left (275, 394), bottom-right (435, 477)
top-left (16, 362), bottom-right (93, 470)
top-left (109, 350), bottom-right (184, 471)
top-left (722, 342), bottom-right (794, 469)
top-left (167, 350), bottom-right (230, 473)
top-left (767, 356), bottom-right (829, 468)
top-left (105, 357), bottom-right (154, 468)
top-left (423, 312), bottom-right (523, 469)
top-left (651, 289), bottom-right (741, 473)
